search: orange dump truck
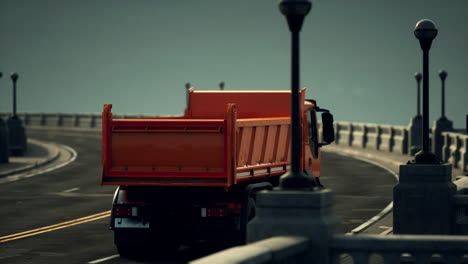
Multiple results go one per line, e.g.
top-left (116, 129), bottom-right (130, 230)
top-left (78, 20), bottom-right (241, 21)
top-left (101, 88), bottom-right (335, 256)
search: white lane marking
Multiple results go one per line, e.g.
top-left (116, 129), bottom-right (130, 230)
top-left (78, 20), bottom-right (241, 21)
top-left (24, 144), bottom-right (78, 179)
top-left (378, 225), bottom-right (391, 229)
top-left (351, 208), bottom-right (382, 212)
top-left (63, 187), bottom-right (80, 193)
top-left (88, 254), bottom-right (120, 264)
top-left (324, 150), bottom-right (399, 235)
top-left (0, 144), bottom-right (78, 184)
top-left (349, 219), bottom-right (365, 223)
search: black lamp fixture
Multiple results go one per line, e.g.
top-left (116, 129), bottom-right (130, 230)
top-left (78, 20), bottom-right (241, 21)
top-left (278, 0), bottom-right (314, 188)
top-left (413, 19), bottom-right (438, 164)
top-left (438, 70), bottom-right (447, 119)
top-left (414, 72), bottom-right (422, 116)
top-left (10, 72), bottom-right (19, 118)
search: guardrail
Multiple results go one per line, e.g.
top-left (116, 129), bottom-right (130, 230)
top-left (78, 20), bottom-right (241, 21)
top-left (331, 234), bottom-right (468, 263)
top-left (334, 122), bottom-right (409, 155)
top-left (453, 177), bottom-right (468, 235)
top-left (0, 112), bottom-right (158, 129)
top-left (332, 121), bottom-right (467, 172)
top-left (190, 236), bottom-right (308, 264)
top-left (2, 111), bottom-right (468, 263)
top-left (190, 234), bottom-right (468, 264)
top-left (443, 132), bottom-right (468, 172)
top-left (1, 112), bottom-right (466, 172)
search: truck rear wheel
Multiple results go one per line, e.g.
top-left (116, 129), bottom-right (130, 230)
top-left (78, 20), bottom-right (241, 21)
top-left (240, 198), bottom-right (256, 243)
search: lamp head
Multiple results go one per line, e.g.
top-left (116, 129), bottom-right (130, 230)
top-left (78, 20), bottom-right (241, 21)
top-left (11, 72), bottom-right (19, 82)
top-left (279, 0), bottom-right (312, 17)
top-left (414, 72), bottom-right (422, 82)
top-left (185, 82), bottom-right (191, 90)
top-left (438, 70), bottom-right (447, 81)
top-left (414, 19), bottom-right (438, 50)
top-left (279, 0), bottom-right (312, 32)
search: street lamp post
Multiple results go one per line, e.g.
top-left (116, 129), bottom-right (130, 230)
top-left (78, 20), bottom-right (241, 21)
top-left (247, 2), bottom-right (337, 257)
top-left (0, 71), bottom-right (9, 163)
top-left (409, 72), bottom-right (423, 155)
top-left (278, 0), bottom-right (314, 188)
top-left (7, 72), bottom-right (27, 156)
top-left (413, 19), bottom-right (438, 164)
top-left (438, 70), bottom-right (447, 119)
top-left (415, 72), bottom-right (422, 116)
top-left (185, 82), bottom-right (191, 106)
top-left (432, 69), bottom-right (453, 160)
top-left (11, 73), bottom-right (19, 117)
top-left (394, 19), bottom-right (456, 235)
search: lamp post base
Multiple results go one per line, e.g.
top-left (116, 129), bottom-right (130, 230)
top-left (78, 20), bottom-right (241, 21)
top-left (413, 150), bottom-right (439, 164)
top-left (7, 116), bottom-right (27, 156)
top-left (280, 171), bottom-right (315, 189)
top-left (393, 163), bottom-right (455, 234)
top-left (247, 188), bottom-right (337, 263)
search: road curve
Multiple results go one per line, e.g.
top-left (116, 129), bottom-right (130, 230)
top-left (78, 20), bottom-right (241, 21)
top-left (0, 128), bottom-right (395, 264)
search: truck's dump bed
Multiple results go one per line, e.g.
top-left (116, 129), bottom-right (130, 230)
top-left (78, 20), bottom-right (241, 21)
top-left (101, 89), bottom-right (307, 188)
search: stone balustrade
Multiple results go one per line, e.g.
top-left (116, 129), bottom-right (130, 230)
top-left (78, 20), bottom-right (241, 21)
top-left (1, 112), bottom-right (466, 172)
top-left (190, 234), bottom-right (468, 264)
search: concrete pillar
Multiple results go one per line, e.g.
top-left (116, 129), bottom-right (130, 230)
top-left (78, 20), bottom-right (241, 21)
top-left (348, 123), bottom-right (354, 146)
top-left (7, 117), bottom-right (27, 156)
top-left (432, 117), bottom-right (453, 161)
top-left (333, 123), bottom-right (340, 145)
top-left (74, 115), bottom-right (80, 127)
top-left (0, 118), bottom-right (9, 163)
top-left (376, 125), bottom-right (382, 150)
top-left (40, 113), bottom-right (46, 126)
top-left (458, 136), bottom-right (468, 172)
top-left (408, 115), bottom-right (422, 155)
top-left (393, 163), bottom-right (456, 234)
top-left (247, 188), bottom-right (337, 263)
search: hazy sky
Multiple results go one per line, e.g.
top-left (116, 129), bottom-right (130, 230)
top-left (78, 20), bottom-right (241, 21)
top-left (1, 0), bottom-right (467, 128)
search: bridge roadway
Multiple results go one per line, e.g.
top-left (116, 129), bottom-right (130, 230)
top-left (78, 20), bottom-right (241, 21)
top-left (0, 128), bottom-right (396, 264)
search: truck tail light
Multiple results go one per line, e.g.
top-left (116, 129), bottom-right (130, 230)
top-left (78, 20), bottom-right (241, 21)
top-left (201, 207), bottom-right (228, 218)
top-left (113, 206), bottom-right (138, 217)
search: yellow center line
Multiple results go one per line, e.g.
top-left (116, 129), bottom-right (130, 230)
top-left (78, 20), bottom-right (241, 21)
top-left (0, 211), bottom-right (111, 243)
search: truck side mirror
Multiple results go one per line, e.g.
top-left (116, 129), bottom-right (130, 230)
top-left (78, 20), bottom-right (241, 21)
top-left (321, 112), bottom-right (335, 144)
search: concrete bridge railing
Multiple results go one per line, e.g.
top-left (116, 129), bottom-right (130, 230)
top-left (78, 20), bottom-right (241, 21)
top-left (1, 112), bottom-right (466, 172)
top-left (443, 131), bottom-right (468, 172)
top-left (2, 111), bottom-right (468, 263)
top-left (333, 122), bottom-right (409, 155)
top-left (191, 234), bottom-right (468, 264)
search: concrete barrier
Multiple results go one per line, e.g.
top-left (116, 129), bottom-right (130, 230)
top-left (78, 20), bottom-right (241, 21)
top-left (2, 112), bottom-right (465, 172)
top-left (392, 126), bottom-right (408, 155)
top-left (0, 118), bottom-right (9, 163)
top-left (333, 122), bottom-right (408, 155)
top-left (443, 132), bottom-right (468, 172)
top-left (190, 236), bottom-right (308, 264)
top-left (366, 125), bottom-right (381, 150)
top-left (3, 111), bottom-right (468, 262)
top-left (192, 234), bottom-right (468, 264)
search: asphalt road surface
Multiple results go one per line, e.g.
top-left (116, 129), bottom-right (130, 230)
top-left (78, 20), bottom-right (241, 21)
top-left (0, 128), bottom-right (396, 264)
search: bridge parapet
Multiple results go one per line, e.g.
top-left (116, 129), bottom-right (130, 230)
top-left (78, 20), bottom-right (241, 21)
top-left (442, 132), bottom-right (468, 172)
top-left (190, 234), bottom-right (468, 264)
top-left (332, 122), bottom-right (408, 155)
top-left (1, 112), bottom-right (465, 172)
